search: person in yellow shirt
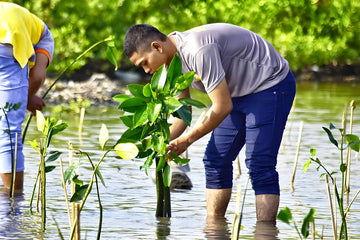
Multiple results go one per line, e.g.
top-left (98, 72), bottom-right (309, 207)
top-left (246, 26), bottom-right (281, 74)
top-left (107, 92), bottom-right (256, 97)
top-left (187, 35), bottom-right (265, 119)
top-left (0, 2), bottom-right (54, 190)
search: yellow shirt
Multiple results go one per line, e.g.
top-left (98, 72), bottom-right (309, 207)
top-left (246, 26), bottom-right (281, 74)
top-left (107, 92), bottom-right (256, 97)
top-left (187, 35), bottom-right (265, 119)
top-left (0, 2), bottom-right (44, 68)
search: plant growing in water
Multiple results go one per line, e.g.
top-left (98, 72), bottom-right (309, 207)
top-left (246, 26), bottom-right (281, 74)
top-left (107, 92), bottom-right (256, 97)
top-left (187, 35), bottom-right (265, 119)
top-left (303, 112), bottom-right (360, 239)
top-left (113, 53), bottom-right (206, 217)
top-left (0, 102), bottom-right (22, 197)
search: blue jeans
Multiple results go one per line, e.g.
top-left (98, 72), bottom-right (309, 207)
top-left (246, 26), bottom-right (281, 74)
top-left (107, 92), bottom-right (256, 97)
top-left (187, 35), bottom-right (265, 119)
top-left (0, 44), bottom-right (28, 173)
top-left (203, 71), bottom-right (296, 195)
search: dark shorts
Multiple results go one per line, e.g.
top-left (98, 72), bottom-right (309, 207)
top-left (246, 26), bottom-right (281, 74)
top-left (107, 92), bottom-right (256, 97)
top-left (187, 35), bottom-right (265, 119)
top-left (203, 71), bottom-right (296, 195)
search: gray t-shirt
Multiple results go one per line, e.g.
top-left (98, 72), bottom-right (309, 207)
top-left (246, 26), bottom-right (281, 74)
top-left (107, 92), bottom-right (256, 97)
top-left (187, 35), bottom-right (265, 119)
top-left (169, 23), bottom-right (290, 97)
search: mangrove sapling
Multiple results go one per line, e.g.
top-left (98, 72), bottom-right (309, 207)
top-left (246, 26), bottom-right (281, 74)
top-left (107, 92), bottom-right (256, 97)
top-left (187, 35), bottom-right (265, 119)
top-left (113, 53), bottom-right (207, 217)
top-left (277, 207), bottom-right (317, 240)
top-left (22, 36), bottom-right (118, 143)
top-left (303, 119), bottom-right (360, 240)
top-left (28, 110), bottom-right (68, 229)
top-left (0, 102), bottom-right (22, 198)
top-left (66, 123), bottom-right (138, 240)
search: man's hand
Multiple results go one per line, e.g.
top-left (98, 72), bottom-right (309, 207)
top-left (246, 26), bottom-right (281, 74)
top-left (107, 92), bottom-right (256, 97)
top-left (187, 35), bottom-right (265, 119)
top-left (167, 135), bottom-right (191, 156)
top-left (27, 95), bottom-right (45, 115)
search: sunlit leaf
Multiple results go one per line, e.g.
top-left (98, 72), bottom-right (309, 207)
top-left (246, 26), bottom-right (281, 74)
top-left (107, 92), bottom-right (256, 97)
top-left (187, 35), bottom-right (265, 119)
top-left (163, 164), bottom-right (172, 187)
top-left (106, 39), bottom-right (118, 70)
top-left (156, 156), bottom-right (166, 172)
top-left (147, 102), bottom-right (162, 124)
top-left (99, 123), bottom-right (109, 150)
top-left (72, 175), bottom-right (83, 185)
top-left (151, 65), bottom-right (165, 91)
top-left (277, 207), bottom-right (292, 224)
top-left (310, 148), bottom-right (316, 157)
top-left (70, 184), bottom-right (89, 202)
top-left (118, 126), bottom-right (143, 143)
top-left (36, 110), bottom-right (46, 133)
top-left (152, 135), bottom-right (166, 154)
top-left (159, 120), bottom-right (171, 141)
top-left (120, 115), bottom-right (134, 128)
top-left (163, 96), bottom-right (182, 111)
top-left (345, 134), bottom-right (360, 152)
top-left (179, 97), bottom-right (207, 108)
top-left (166, 53), bottom-right (182, 92)
top-left (175, 71), bottom-right (195, 90)
top-left (113, 94), bottom-right (131, 104)
top-left (133, 106), bottom-right (148, 128)
top-left (303, 159), bottom-right (312, 172)
top-left (322, 127), bottom-right (338, 148)
top-left (140, 151), bottom-right (155, 175)
top-left (46, 151), bottom-right (62, 162)
top-left (114, 143), bottom-right (139, 160)
top-left (52, 122), bottom-right (68, 135)
top-left (169, 152), bottom-right (190, 165)
top-left (143, 83), bottom-right (152, 98)
top-left (64, 162), bottom-right (80, 184)
top-left (28, 139), bottom-right (41, 154)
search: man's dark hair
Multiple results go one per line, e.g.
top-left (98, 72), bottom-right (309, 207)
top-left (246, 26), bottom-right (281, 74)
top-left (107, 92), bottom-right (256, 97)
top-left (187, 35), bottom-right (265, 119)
top-left (123, 24), bottom-right (167, 58)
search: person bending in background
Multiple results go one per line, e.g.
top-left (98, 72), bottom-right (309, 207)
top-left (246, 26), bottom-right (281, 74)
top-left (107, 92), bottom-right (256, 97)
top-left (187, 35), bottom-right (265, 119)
top-left (0, 2), bottom-right (54, 190)
top-left (123, 23), bottom-right (296, 222)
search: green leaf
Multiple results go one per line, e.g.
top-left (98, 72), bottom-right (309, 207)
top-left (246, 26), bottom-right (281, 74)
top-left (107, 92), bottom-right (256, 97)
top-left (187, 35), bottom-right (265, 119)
top-left (345, 134), bottom-right (360, 152)
top-left (106, 39), bottom-right (118, 70)
top-left (277, 207), bottom-right (292, 224)
top-left (45, 166), bottom-right (56, 173)
top-left (99, 123), bottom-right (109, 150)
top-left (147, 102), bottom-right (162, 124)
top-left (179, 97), bottom-right (207, 108)
top-left (322, 127), bottom-right (338, 148)
top-left (303, 159), bottom-right (312, 172)
top-left (28, 139), bottom-right (41, 154)
top-left (46, 151), bottom-right (62, 162)
top-left (128, 84), bottom-right (146, 98)
top-left (143, 83), bottom-right (152, 98)
top-left (172, 105), bottom-right (192, 126)
top-left (95, 168), bottom-right (106, 187)
top-left (13, 102), bottom-right (22, 110)
top-left (113, 94), bottom-right (131, 104)
top-left (51, 122), bottom-right (68, 135)
top-left (118, 126), bottom-right (144, 143)
top-left (159, 120), bottom-right (171, 141)
top-left (169, 152), bottom-right (190, 165)
top-left (36, 110), bottom-right (46, 133)
top-left (141, 151), bottom-right (155, 175)
top-left (133, 106), bottom-right (148, 128)
top-left (64, 163), bottom-right (80, 184)
top-left (152, 135), bottom-right (166, 154)
top-left (163, 96), bottom-right (182, 112)
top-left (175, 71), bottom-right (195, 90)
top-left (114, 143), bottom-right (139, 160)
top-left (167, 54), bottom-right (182, 88)
top-left (156, 156), bottom-right (166, 172)
top-left (163, 164), bottom-right (172, 187)
top-left (310, 148), bottom-right (316, 157)
top-left (70, 184), bottom-right (89, 202)
top-left (301, 208), bottom-right (316, 238)
top-left (72, 175), bottom-right (83, 185)
top-left (340, 163), bottom-right (347, 172)
top-left (120, 97), bottom-right (147, 113)
top-left (157, 66), bottom-right (168, 91)
top-left (120, 115), bottom-right (134, 128)
top-left (151, 65), bottom-right (165, 91)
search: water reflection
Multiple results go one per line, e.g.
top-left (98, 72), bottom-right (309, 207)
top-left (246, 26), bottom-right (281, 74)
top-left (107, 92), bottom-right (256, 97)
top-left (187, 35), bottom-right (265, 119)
top-left (204, 216), bottom-right (231, 240)
top-left (156, 217), bottom-right (171, 239)
top-left (254, 221), bottom-right (279, 240)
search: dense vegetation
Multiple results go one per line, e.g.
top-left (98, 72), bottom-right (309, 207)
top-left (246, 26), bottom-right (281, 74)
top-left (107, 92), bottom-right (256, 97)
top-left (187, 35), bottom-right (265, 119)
top-left (9, 0), bottom-right (360, 73)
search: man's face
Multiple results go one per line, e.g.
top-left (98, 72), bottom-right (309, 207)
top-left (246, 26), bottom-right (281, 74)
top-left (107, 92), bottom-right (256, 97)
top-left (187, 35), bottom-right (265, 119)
top-left (129, 42), bottom-right (169, 75)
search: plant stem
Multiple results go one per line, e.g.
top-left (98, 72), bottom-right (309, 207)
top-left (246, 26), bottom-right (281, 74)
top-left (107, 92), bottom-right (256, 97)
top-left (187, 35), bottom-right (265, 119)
top-left (40, 138), bottom-right (46, 230)
top-left (2, 108), bottom-right (15, 198)
top-left (59, 157), bottom-right (72, 228)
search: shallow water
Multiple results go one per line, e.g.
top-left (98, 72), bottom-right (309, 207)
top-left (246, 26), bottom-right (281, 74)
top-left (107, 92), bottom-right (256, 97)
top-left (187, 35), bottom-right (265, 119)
top-left (1, 81), bottom-right (360, 239)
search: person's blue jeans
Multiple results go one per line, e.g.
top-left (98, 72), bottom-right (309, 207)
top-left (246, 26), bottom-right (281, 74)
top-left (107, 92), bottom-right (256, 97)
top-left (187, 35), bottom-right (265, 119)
top-left (0, 45), bottom-right (27, 173)
top-left (203, 71), bottom-right (296, 195)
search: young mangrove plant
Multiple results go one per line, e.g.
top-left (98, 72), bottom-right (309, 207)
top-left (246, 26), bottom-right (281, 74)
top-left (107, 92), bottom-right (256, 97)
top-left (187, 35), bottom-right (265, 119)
top-left (66, 123), bottom-right (138, 239)
top-left (28, 110), bottom-right (68, 230)
top-left (0, 102), bottom-right (22, 198)
top-left (113, 53), bottom-right (207, 217)
top-left (303, 111), bottom-right (360, 239)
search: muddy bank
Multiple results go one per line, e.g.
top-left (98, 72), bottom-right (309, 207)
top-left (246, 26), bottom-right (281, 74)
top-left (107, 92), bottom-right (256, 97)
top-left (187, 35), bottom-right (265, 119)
top-left (39, 64), bottom-right (360, 106)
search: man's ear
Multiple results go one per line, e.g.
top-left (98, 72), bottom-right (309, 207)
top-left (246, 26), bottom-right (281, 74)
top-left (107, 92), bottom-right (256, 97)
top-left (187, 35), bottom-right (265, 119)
top-left (151, 41), bottom-right (163, 53)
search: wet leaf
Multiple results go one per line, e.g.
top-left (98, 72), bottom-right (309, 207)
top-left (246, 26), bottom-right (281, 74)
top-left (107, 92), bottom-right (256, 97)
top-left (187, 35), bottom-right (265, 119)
top-left (114, 143), bottom-right (139, 160)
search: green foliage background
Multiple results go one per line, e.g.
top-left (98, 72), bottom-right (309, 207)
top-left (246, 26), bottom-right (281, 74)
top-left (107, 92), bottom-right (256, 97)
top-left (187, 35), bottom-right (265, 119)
top-left (8, 0), bottom-right (360, 73)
